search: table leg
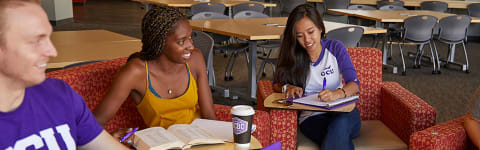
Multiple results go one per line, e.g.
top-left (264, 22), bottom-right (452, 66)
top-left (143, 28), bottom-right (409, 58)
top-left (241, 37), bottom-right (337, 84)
top-left (248, 41), bottom-right (258, 99)
top-left (381, 23), bottom-right (398, 74)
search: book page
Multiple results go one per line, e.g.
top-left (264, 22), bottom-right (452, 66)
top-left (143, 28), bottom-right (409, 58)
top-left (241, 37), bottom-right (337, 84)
top-left (134, 127), bottom-right (184, 150)
top-left (191, 119), bottom-right (234, 142)
top-left (167, 124), bottom-right (224, 147)
top-left (293, 94), bottom-right (359, 108)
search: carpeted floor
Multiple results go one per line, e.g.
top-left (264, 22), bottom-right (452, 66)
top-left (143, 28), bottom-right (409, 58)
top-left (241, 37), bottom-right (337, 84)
top-left (53, 0), bottom-right (480, 124)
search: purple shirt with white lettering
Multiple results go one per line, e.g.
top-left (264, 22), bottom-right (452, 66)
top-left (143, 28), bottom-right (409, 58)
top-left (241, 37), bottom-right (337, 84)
top-left (0, 78), bottom-right (103, 149)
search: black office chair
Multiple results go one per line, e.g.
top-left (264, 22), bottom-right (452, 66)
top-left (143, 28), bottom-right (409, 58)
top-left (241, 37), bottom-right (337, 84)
top-left (192, 12), bottom-right (249, 81)
top-left (376, 0), bottom-right (404, 8)
top-left (192, 30), bottom-right (216, 88)
top-left (398, 15), bottom-right (439, 75)
top-left (326, 26), bottom-right (364, 47)
top-left (420, 1), bottom-right (448, 12)
top-left (232, 2), bottom-right (265, 16)
top-left (191, 2), bottom-right (226, 15)
top-left (437, 15), bottom-right (471, 73)
top-left (279, 0), bottom-right (306, 17)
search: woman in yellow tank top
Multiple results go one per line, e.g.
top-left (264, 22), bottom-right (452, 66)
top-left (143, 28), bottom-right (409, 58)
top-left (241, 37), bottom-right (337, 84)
top-left (92, 5), bottom-right (217, 141)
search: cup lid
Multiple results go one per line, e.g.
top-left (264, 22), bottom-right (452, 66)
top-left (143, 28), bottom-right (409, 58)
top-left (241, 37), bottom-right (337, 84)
top-left (231, 105), bottom-right (255, 116)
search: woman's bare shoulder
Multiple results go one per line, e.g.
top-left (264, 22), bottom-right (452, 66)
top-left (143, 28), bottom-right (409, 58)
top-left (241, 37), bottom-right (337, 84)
top-left (119, 57), bottom-right (147, 80)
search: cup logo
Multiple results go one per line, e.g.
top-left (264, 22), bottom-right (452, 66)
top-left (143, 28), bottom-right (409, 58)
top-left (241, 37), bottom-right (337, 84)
top-left (233, 117), bottom-right (248, 135)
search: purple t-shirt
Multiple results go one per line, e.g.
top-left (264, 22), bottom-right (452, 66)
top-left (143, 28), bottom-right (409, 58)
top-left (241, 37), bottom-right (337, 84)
top-left (0, 78), bottom-right (103, 150)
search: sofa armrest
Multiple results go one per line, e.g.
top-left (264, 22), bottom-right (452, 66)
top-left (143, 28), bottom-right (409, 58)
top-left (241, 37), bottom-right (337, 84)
top-left (269, 109), bottom-right (298, 150)
top-left (256, 80), bottom-right (298, 150)
top-left (381, 82), bottom-right (437, 144)
top-left (410, 116), bottom-right (475, 150)
top-left (213, 104), bottom-right (271, 147)
top-left (257, 80), bottom-right (274, 111)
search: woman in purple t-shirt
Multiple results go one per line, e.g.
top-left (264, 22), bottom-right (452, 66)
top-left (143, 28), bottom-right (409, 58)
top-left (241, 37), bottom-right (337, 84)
top-left (272, 4), bottom-right (361, 150)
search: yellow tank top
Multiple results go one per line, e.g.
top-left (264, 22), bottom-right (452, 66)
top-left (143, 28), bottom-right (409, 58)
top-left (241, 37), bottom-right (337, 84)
top-left (137, 62), bottom-right (201, 128)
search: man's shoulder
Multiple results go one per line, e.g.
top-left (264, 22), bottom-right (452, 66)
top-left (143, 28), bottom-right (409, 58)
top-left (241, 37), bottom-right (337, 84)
top-left (29, 78), bottom-right (68, 90)
top-left (26, 78), bottom-right (75, 103)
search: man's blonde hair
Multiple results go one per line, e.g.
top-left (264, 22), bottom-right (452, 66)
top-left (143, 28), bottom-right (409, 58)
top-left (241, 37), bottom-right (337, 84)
top-left (0, 0), bottom-right (41, 45)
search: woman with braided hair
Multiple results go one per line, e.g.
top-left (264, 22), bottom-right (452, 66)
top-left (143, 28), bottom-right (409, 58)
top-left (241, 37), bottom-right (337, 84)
top-left (93, 5), bottom-right (216, 144)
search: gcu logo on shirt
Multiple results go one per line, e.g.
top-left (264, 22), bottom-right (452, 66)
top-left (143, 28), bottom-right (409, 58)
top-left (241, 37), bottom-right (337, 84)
top-left (321, 65), bottom-right (335, 76)
top-left (5, 124), bottom-right (75, 150)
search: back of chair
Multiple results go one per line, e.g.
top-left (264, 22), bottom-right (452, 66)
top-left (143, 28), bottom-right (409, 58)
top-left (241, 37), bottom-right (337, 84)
top-left (191, 12), bottom-right (231, 44)
top-left (192, 30), bottom-right (214, 67)
top-left (467, 3), bottom-right (480, 17)
top-left (232, 2), bottom-right (265, 16)
top-left (191, 11), bottom-right (229, 20)
top-left (348, 4), bottom-right (376, 10)
top-left (379, 4), bottom-right (407, 10)
top-left (233, 10), bottom-right (269, 19)
top-left (324, 0), bottom-right (350, 15)
top-left (438, 15), bottom-right (471, 42)
top-left (280, 0), bottom-right (307, 16)
top-left (191, 2), bottom-right (226, 15)
top-left (420, 1), bottom-right (448, 12)
top-left (403, 15), bottom-right (438, 42)
top-left (326, 26), bottom-right (364, 47)
top-left (344, 47), bottom-right (383, 120)
top-left (377, 0), bottom-right (404, 8)
top-left (192, 30), bottom-right (215, 87)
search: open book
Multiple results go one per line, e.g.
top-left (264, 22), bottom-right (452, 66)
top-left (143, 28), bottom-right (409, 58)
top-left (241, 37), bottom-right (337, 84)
top-left (292, 93), bottom-right (359, 110)
top-left (134, 119), bottom-right (256, 150)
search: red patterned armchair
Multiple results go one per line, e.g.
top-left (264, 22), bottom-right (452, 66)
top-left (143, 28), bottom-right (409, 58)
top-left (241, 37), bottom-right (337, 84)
top-left (410, 115), bottom-right (477, 150)
top-left (46, 57), bottom-right (272, 147)
top-left (257, 47), bottom-right (437, 150)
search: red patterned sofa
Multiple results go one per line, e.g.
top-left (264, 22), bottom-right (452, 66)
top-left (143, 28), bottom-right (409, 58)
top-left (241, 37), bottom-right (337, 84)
top-left (46, 57), bottom-right (272, 147)
top-left (257, 47), bottom-right (437, 150)
top-left (410, 115), bottom-right (477, 149)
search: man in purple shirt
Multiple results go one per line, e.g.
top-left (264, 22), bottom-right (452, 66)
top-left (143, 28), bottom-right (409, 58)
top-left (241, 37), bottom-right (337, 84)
top-left (0, 0), bottom-right (129, 149)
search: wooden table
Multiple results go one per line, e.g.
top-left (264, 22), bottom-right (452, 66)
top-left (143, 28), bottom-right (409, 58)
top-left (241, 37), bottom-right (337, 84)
top-left (190, 17), bottom-right (386, 98)
top-left (307, 0), bottom-right (480, 9)
top-left (263, 93), bottom-right (355, 112)
top-left (49, 30), bottom-right (141, 68)
top-left (190, 136), bottom-right (262, 150)
top-left (328, 9), bottom-right (480, 73)
top-left (134, 0), bottom-right (276, 7)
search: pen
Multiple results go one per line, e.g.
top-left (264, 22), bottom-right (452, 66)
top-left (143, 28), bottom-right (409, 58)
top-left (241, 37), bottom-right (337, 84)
top-left (322, 77), bottom-right (326, 91)
top-left (120, 127), bottom-right (138, 143)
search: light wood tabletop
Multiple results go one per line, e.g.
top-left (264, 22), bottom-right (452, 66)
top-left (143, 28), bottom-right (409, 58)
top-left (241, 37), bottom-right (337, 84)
top-left (189, 136), bottom-right (262, 150)
top-left (133, 0), bottom-right (276, 7)
top-left (189, 17), bottom-right (386, 40)
top-left (307, 0), bottom-right (480, 9)
top-left (49, 30), bottom-right (141, 68)
top-left (263, 93), bottom-right (356, 112)
top-left (328, 9), bottom-right (480, 23)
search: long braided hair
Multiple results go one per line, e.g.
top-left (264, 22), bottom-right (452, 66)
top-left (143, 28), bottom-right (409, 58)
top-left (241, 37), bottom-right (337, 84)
top-left (132, 5), bottom-right (185, 61)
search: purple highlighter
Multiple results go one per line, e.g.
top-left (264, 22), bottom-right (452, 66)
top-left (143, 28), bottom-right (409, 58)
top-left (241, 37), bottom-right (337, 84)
top-left (120, 127), bottom-right (138, 142)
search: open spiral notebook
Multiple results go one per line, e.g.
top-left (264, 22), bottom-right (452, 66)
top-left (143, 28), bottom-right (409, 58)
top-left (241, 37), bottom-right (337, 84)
top-left (291, 94), bottom-right (359, 110)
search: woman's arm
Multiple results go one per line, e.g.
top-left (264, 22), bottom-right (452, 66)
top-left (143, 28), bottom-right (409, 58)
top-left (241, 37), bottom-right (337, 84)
top-left (464, 113), bottom-right (480, 148)
top-left (93, 59), bottom-right (145, 126)
top-left (318, 81), bottom-right (358, 102)
top-left (190, 49), bottom-right (216, 120)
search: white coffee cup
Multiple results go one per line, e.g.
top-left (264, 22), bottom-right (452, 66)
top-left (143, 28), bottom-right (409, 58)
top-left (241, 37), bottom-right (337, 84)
top-left (231, 105), bottom-right (255, 150)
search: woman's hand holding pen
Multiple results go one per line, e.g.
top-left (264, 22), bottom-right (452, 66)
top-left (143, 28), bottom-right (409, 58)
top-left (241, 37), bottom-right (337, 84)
top-left (285, 85), bottom-right (303, 99)
top-left (111, 128), bottom-right (136, 148)
top-left (318, 89), bottom-right (344, 102)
